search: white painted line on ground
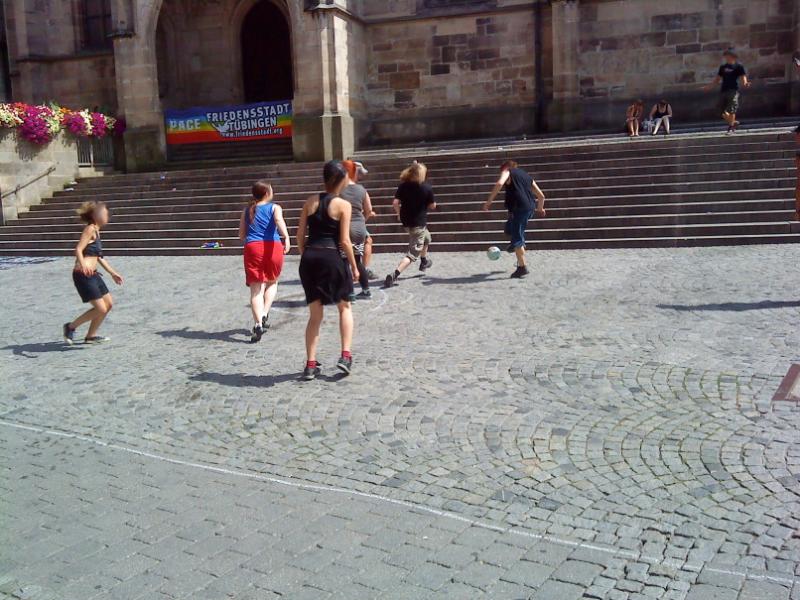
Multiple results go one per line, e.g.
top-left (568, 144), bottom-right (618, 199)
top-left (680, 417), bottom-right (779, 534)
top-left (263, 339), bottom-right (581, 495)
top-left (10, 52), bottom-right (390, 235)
top-left (0, 418), bottom-right (795, 588)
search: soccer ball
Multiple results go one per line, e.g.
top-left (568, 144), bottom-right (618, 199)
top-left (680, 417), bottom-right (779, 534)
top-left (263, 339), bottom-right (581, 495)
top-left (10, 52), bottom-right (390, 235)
top-left (487, 246), bottom-right (502, 261)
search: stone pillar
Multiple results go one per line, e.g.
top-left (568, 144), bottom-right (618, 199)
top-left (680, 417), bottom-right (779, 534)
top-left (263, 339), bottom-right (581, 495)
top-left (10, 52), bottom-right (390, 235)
top-left (549, 0), bottom-right (581, 131)
top-left (112, 0), bottom-right (166, 172)
top-left (292, 6), bottom-right (361, 162)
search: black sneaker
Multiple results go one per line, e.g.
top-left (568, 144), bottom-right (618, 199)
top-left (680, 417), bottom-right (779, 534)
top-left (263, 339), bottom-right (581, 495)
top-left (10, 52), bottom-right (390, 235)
top-left (262, 314), bottom-right (270, 330)
top-left (356, 289), bottom-right (372, 299)
top-left (419, 257), bottom-right (433, 272)
top-left (63, 323), bottom-right (75, 346)
top-left (250, 325), bottom-right (264, 344)
top-left (337, 356), bottom-right (352, 375)
top-left (505, 244), bottom-right (516, 254)
top-left (384, 274), bottom-right (396, 288)
top-left (302, 363), bottom-right (321, 381)
top-left (84, 336), bottom-right (111, 344)
top-left (510, 266), bottom-right (530, 279)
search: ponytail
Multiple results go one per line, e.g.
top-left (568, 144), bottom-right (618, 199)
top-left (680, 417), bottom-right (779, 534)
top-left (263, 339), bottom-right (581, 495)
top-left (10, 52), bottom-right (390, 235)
top-left (248, 181), bottom-right (272, 221)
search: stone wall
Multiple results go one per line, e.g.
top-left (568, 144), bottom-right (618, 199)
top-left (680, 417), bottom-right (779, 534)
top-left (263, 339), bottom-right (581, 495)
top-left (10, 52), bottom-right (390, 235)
top-left (574, 0), bottom-right (798, 129)
top-left (362, 6), bottom-right (536, 144)
top-left (0, 130), bottom-right (103, 224)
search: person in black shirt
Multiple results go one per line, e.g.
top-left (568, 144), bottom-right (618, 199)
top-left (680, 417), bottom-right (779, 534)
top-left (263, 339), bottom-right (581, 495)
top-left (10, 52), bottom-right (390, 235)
top-left (482, 160), bottom-right (546, 279)
top-left (705, 48), bottom-right (750, 134)
top-left (384, 162), bottom-right (437, 288)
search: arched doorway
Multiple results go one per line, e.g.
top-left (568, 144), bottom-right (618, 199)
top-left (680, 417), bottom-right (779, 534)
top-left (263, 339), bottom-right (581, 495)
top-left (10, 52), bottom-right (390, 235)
top-left (241, 1), bottom-right (293, 103)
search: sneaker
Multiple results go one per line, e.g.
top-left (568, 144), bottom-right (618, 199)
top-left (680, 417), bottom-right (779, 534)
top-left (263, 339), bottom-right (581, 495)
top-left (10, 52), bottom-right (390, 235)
top-left (63, 323), bottom-right (75, 346)
top-left (505, 243), bottom-right (516, 254)
top-left (356, 289), bottom-right (372, 300)
top-left (419, 257), bottom-right (433, 272)
top-left (302, 363), bottom-right (321, 381)
top-left (84, 336), bottom-right (110, 344)
top-left (262, 314), bottom-right (270, 330)
top-left (366, 269), bottom-right (377, 280)
top-left (337, 356), bottom-right (353, 375)
top-left (250, 325), bottom-right (264, 344)
top-left (384, 274), bottom-right (396, 288)
top-left (510, 266), bottom-right (530, 279)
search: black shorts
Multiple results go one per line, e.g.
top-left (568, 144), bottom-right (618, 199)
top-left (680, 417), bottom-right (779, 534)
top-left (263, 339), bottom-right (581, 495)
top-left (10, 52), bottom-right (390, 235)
top-left (299, 246), bottom-right (354, 305)
top-left (73, 270), bottom-right (109, 303)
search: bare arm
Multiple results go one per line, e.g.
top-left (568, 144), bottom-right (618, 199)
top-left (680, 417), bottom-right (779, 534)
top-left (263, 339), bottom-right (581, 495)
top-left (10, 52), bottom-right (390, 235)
top-left (649, 105), bottom-right (657, 119)
top-left (483, 170), bottom-right (511, 211)
top-left (335, 199), bottom-right (358, 281)
top-left (740, 74), bottom-right (751, 88)
top-left (297, 197), bottom-right (312, 255)
top-left (704, 75), bottom-right (721, 91)
top-left (98, 257), bottom-right (123, 285)
top-left (238, 210), bottom-right (247, 242)
top-left (392, 198), bottom-right (401, 221)
top-left (273, 204), bottom-right (291, 254)
top-left (532, 179), bottom-right (546, 217)
top-left (74, 226), bottom-right (95, 276)
top-left (363, 192), bottom-right (376, 220)
top-left (667, 104), bottom-right (673, 118)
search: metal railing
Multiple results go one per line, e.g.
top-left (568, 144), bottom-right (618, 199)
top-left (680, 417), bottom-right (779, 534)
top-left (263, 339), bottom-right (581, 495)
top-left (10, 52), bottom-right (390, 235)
top-left (0, 165), bottom-right (57, 226)
top-left (77, 137), bottom-right (114, 167)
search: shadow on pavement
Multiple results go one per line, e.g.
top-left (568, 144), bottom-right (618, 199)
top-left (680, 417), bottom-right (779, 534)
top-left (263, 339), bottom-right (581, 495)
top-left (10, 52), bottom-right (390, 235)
top-left (421, 271), bottom-right (506, 286)
top-left (156, 328), bottom-right (251, 344)
top-left (657, 300), bottom-right (800, 312)
top-left (3, 342), bottom-right (85, 358)
top-left (189, 371), bottom-right (301, 388)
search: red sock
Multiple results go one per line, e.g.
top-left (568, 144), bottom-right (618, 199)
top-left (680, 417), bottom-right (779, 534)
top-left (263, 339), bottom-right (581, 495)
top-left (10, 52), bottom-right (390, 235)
top-left (306, 360), bottom-right (317, 369)
top-left (342, 351), bottom-right (352, 360)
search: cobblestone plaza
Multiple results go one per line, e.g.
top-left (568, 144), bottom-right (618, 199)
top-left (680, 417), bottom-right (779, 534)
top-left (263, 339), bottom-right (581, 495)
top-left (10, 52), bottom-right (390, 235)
top-left (1, 246), bottom-right (799, 599)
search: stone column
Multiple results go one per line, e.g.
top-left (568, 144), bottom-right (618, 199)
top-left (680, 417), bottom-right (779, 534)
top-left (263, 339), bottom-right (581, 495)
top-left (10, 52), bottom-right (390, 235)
top-left (292, 6), bottom-right (361, 162)
top-left (549, 0), bottom-right (581, 131)
top-left (112, 0), bottom-right (166, 172)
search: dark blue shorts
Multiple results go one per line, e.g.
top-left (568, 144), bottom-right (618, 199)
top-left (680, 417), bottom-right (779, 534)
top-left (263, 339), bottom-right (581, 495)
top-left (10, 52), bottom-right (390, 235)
top-left (505, 210), bottom-right (533, 249)
top-left (73, 270), bottom-right (109, 303)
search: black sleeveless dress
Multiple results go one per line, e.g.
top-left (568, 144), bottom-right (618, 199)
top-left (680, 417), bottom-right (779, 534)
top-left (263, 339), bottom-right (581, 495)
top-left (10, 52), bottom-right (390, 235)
top-left (299, 193), bottom-right (354, 305)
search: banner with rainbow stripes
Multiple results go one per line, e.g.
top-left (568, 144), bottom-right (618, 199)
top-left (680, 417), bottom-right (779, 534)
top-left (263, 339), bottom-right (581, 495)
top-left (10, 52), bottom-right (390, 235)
top-left (164, 100), bottom-right (292, 145)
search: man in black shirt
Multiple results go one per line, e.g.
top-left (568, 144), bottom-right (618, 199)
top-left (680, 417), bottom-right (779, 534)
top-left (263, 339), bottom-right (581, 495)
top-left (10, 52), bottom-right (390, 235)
top-left (384, 162), bottom-right (437, 288)
top-left (483, 160), bottom-right (546, 279)
top-left (705, 48), bottom-right (750, 134)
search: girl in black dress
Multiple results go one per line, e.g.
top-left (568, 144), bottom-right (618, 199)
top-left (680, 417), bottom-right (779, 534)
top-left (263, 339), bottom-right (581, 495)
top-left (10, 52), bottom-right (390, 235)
top-left (62, 201), bottom-right (124, 345)
top-left (297, 161), bottom-right (359, 380)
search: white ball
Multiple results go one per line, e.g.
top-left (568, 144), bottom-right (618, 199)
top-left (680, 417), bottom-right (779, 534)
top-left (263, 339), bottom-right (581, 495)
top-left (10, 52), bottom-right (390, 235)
top-left (487, 246), bottom-right (502, 261)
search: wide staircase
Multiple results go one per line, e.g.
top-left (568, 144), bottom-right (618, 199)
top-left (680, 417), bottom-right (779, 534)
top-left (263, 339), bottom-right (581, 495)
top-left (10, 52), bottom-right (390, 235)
top-left (0, 128), bottom-right (796, 256)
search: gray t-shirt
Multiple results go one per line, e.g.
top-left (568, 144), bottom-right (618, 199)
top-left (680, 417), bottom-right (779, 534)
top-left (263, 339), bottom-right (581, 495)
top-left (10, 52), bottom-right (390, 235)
top-left (340, 183), bottom-right (368, 245)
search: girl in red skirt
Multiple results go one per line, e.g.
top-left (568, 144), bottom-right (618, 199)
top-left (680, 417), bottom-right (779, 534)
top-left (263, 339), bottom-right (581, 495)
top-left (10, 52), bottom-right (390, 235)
top-left (239, 181), bottom-right (290, 343)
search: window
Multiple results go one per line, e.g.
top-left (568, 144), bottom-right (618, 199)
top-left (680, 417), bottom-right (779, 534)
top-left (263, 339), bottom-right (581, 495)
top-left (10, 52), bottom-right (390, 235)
top-left (83, 0), bottom-right (112, 50)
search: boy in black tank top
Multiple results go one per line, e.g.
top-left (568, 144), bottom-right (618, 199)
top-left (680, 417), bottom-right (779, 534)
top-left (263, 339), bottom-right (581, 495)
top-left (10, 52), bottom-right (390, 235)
top-left (483, 160), bottom-right (546, 279)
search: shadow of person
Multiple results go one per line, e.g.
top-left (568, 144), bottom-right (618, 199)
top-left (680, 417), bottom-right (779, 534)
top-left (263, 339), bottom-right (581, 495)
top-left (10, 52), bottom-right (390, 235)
top-left (2, 342), bottom-right (85, 358)
top-left (189, 371), bottom-right (302, 388)
top-left (657, 300), bottom-right (800, 312)
top-left (271, 299), bottom-right (308, 309)
top-left (421, 271), bottom-right (506, 286)
top-left (156, 328), bottom-right (251, 344)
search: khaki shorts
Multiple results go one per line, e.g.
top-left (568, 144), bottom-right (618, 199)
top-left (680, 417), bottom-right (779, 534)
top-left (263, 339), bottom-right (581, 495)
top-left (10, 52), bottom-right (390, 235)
top-left (405, 226), bottom-right (431, 260)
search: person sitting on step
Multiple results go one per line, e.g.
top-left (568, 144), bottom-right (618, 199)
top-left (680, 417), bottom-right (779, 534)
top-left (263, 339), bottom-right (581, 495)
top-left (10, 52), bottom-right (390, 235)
top-left (650, 99), bottom-right (673, 135)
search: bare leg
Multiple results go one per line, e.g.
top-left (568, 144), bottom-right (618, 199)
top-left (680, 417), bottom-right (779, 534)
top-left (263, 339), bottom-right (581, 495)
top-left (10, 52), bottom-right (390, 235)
top-left (652, 118), bottom-right (661, 135)
top-left (633, 120), bottom-right (640, 136)
top-left (419, 241), bottom-right (430, 260)
top-left (305, 301), bottom-right (324, 362)
top-left (337, 300), bottom-right (353, 354)
top-left (249, 283), bottom-right (267, 325)
top-left (515, 246), bottom-right (526, 269)
top-left (85, 295), bottom-right (112, 339)
top-left (627, 121), bottom-right (634, 136)
top-left (663, 116), bottom-right (670, 134)
top-left (364, 236), bottom-right (373, 267)
top-left (394, 256), bottom-right (413, 275)
top-left (723, 111), bottom-right (736, 126)
top-left (262, 281), bottom-right (278, 317)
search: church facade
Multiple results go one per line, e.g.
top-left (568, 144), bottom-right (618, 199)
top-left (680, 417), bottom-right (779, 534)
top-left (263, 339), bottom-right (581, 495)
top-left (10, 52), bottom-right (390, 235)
top-left (2, 0), bottom-right (798, 170)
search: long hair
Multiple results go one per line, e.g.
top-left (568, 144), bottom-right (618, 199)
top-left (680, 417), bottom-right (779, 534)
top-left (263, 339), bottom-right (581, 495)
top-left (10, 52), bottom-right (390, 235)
top-left (323, 160), bottom-right (347, 191)
top-left (76, 201), bottom-right (106, 224)
top-left (248, 181), bottom-right (272, 221)
top-left (500, 160), bottom-right (518, 172)
top-left (400, 161), bottom-right (427, 183)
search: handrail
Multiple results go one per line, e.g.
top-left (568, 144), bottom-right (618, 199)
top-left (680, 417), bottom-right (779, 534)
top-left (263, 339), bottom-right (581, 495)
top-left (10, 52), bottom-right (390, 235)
top-left (0, 165), bottom-right (57, 200)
